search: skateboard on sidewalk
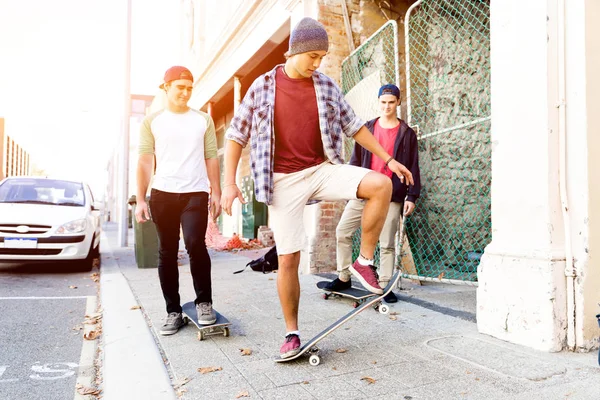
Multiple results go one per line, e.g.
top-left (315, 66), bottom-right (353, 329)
top-left (316, 281), bottom-right (387, 312)
top-left (275, 216), bottom-right (407, 366)
top-left (182, 301), bottom-right (231, 341)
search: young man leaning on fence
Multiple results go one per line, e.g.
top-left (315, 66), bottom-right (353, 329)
top-left (329, 84), bottom-right (421, 303)
top-left (220, 18), bottom-right (414, 359)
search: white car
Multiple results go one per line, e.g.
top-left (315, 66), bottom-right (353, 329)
top-left (0, 176), bottom-right (102, 270)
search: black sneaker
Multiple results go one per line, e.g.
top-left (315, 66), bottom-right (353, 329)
top-left (324, 278), bottom-right (352, 291)
top-left (383, 291), bottom-right (398, 303)
top-left (159, 312), bottom-right (187, 335)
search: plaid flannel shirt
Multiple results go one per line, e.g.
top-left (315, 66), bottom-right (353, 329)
top-left (225, 65), bottom-right (365, 205)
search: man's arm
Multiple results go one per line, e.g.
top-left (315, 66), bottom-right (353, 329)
top-left (220, 140), bottom-right (246, 216)
top-left (353, 126), bottom-right (414, 185)
top-left (135, 154), bottom-right (153, 222)
top-left (205, 158), bottom-right (222, 219)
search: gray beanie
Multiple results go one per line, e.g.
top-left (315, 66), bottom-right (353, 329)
top-left (288, 17), bottom-right (329, 56)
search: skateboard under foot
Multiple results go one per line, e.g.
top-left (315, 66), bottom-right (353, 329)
top-left (316, 280), bottom-right (388, 313)
top-left (182, 301), bottom-right (231, 341)
top-left (275, 215), bottom-right (407, 366)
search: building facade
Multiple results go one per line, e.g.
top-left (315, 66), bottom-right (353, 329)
top-left (0, 117), bottom-right (32, 180)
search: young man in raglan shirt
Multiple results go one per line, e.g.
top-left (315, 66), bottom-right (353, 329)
top-left (135, 66), bottom-right (222, 335)
top-left (330, 84), bottom-right (421, 303)
top-left (220, 18), bottom-right (414, 358)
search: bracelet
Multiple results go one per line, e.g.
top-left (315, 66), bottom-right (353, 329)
top-left (224, 183), bottom-right (237, 187)
top-left (385, 157), bottom-right (394, 166)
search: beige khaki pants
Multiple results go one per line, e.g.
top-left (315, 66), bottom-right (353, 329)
top-left (336, 199), bottom-right (402, 286)
top-left (268, 161), bottom-right (371, 255)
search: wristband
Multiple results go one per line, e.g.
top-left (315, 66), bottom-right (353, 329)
top-left (385, 157), bottom-right (394, 166)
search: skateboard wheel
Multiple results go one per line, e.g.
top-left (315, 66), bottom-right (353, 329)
top-left (352, 302), bottom-right (359, 308)
top-left (223, 327), bottom-right (230, 337)
top-left (309, 354), bottom-right (321, 366)
top-left (322, 294), bottom-right (329, 300)
top-left (198, 330), bottom-right (206, 341)
top-left (379, 304), bottom-right (390, 315)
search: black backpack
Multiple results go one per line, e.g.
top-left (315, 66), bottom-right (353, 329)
top-left (234, 246), bottom-right (278, 274)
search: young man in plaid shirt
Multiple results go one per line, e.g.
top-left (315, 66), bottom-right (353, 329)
top-left (221, 18), bottom-right (414, 359)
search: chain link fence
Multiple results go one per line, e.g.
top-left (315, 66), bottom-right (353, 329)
top-left (341, 21), bottom-right (399, 267)
top-left (341, 1), bottom-right (491, 284)
top-left (405, 0), bottom-right (491, 283)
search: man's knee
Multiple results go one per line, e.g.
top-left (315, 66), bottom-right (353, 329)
top-left (358, 172), bottom-right (392, 200)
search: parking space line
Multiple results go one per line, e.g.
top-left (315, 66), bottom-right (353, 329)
top-left (0, 296), bottom-right (89, 300)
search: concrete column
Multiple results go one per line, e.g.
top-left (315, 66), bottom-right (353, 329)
top-left (477, 0), bottom-right (567, 352)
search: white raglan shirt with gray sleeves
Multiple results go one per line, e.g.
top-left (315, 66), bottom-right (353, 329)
top-left (138, 108), bottom-right (218, 194)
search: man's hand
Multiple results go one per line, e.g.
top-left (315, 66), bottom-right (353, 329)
top-left (210, 193), bottom-right (222, 220)
top-left (387, 159), bottom-right (414, 186)
top-left (220, 184), bottom-right (246, 216)
top-left (135, 200), bottom-right (151, 223)
top-left (403, 201), bottom-right (416, 216)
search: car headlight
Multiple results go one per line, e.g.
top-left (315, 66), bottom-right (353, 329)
top-left (56, 219), bottom-right (87, 234)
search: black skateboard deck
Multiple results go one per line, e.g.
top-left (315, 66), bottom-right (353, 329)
top-left (182, 301), bottom-right (231, 341)
top-left (316, 281), bottom-right (377, 308)
top-left (275, 216), bottom-right (407, 366)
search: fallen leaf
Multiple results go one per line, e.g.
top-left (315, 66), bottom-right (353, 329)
top-left (239, 348), bottom-right (252, 356)
top-left (332, 367), bottom-right (337, 370)
top-left (173, 377), bottom-right (191, 389)
top-left (76, 384), bottom-right (101, 395)
top-left (235, 390), bottom-right (250, 398)
top-left (268, 278), bottom-right (274, 281)
top-left (372, 361), bottom-right (377, 365)
top-left (72, 325), bottom-right (83, 331)
top-left (361, 376), bottom-right (376, 384)
top-left (335, 348), bottom-right (347, 353)
top-left (474, 377), bottom-right (480, 381)
top-left (389, 315), bottom-right (397, 321)
top-left (302, 381), bottom-right (309, 384)
top-left (84, 330), bottom-right (100, 340)
top-left (198, 366), bottom-right (222, 374)
top-left (69, 285), bottom-right (77, 289)
top-left (130, 305), bottom-right (141, 310)
top-left (90, 273), bottom-right (100, 282)
top-left (84, 317), bottom-right (99, 325)
top-left (466, 371), bottom-right (472, 374)
top-left (389, 311), bottom-right (399, 315)
top-left (437, 272), bottom-right (445, 280)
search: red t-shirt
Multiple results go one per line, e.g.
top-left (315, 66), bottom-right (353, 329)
top-left (273, 66), bottom-right (325, 173)
top-left (370, 119), bottom-right (399, 178)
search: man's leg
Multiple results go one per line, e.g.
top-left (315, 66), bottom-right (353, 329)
top-left (355, 171), bottom-right (393, 259)
top-left (335, 199), bottom-right (364, 282)
top-left (180, 192), bottom-right (215, 325)
top-left (150, 190), bottom-right (184, 314)
top-left (378, 202), bottom-right (403, 288)
top-left (276, 251), bottom-right (301, 332)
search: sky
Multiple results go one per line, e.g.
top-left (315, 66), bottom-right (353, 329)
top-left (0, 0), bottom-right (180, 196)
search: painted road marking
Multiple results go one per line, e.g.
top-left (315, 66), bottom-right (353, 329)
top-left (0, 296), bottom-right (89, 300)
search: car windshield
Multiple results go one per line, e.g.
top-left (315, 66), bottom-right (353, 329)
top-left (0, 178), bottom-right (85, 206)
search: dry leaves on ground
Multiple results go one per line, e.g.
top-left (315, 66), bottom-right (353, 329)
top-left (239, 348), bottom-right (252, 356)
top-left (335, 348), bottom-right (347, 353)
top-left (84, 330), bottom-right (100, 340)
top-left (130, 305), bottom-right (141, 310)
top-left (437, 272), bottom-right (445, 280)
top-left (173, 377), bottom-right (191, 389)
top-left (72, 325), bottom-right (83, 331)
top-left (76, 384), bottom-right (101, 395)
top-left (389, 315), bottom-right (398, 321)
top-left (68, 285), bottom-right (77, 289)
top-left (198, 366), bottom-right (222, 374)
top-left (235, 391), bottom-right (250, 398)
top-left (90, 273), bottom-right (100, 282)
top-left (361, 377), bottom-right (377, 385)
top-left (389, 311), bottom-right (399, 315)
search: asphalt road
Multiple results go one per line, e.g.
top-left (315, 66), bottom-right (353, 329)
top-left (0, 261), bottom-right (98, 400)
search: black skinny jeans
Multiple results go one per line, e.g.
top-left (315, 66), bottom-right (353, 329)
top-left (149, 189), bottom-right (211, 314)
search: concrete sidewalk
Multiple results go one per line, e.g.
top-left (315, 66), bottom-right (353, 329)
top-left (100, 223), bottom-right (600, 399)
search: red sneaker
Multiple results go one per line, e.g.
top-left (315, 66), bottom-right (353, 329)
top-left (349, 260), bottom-right (383, 294)
top-left (280, 334), bottom-right (301, 359)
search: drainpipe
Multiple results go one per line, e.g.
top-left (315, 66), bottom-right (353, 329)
top-left (556, 0), bottom-right (576, 351)
top-left (404, 0), bottom-right (423, 128)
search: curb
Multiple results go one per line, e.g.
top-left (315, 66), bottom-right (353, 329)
top-left (100, 232), bottom-right (176, 400)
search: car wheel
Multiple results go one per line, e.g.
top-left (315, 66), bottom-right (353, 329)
top-left (80, 237), bottom-right (99, 271)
